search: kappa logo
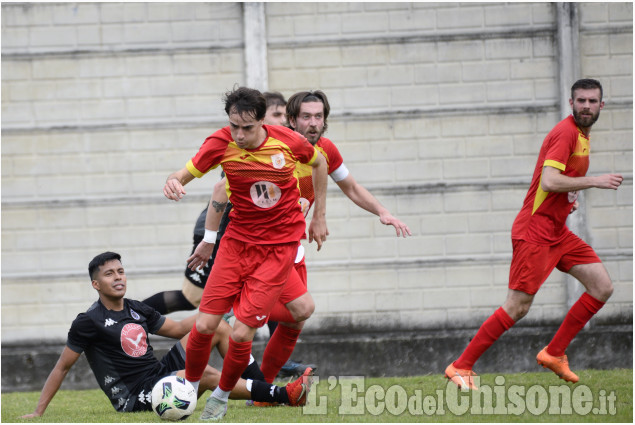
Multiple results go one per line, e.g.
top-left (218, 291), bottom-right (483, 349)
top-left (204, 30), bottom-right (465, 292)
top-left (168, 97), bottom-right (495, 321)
top-left (269, 385), bottom-right (276, 397)
top-left (256, 315), bottom-right (266, 321)
top-left (105, 318), bottom-right (117, 327)
top-left (104, 375), bottom-right (115, 385)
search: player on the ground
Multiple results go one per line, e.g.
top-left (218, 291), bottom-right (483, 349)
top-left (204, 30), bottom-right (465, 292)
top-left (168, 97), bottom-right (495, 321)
top-left (20, 252), bottom-right (312, 419)
top-left (445, 79), bottom-right (623, 390)
top-left (163, 87), bottom-right (328, 420)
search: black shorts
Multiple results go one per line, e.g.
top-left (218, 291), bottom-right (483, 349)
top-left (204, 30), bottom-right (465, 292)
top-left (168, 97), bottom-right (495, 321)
top-left (128, 342), bottom-right (187, 412)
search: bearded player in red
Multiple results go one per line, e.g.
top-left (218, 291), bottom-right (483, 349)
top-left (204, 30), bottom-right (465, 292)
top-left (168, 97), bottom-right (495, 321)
top-left (445, 79), bottom-right (624, 390)
top-left (163, 87), bottom-right (328, 420)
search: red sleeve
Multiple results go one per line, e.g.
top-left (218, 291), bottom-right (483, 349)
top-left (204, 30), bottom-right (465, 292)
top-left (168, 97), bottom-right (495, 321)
top-left (542, 118), bottom-right (577, 171)
top-left (317, 137), bottom-right (344, 174)
top-left (187, 127), bottom-right (231, 177)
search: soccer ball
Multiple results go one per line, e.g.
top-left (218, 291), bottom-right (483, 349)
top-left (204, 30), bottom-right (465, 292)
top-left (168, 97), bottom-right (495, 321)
top-left (151, 375), bottom-right (197, 421)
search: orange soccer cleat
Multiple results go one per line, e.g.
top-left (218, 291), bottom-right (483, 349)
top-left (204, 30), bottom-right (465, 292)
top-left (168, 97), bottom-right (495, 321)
top-left (285, 367), bottom-right (314, 406)
top-left (536, 346), bottom-right (579, 383)
top-left (445, 362), bottom-right (479, 390)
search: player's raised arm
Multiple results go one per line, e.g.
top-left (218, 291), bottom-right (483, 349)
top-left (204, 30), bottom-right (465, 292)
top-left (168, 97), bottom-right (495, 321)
top-left (187, 177), bottom-right (228, 270)
top-left (21, 347), bottom-right (81, 418)
top-left (335, 174), bottom-right (412, 238)
top-left (164, 167), bottom-right (196, 201)
top-left (308, 153), bottom-right (328, 251)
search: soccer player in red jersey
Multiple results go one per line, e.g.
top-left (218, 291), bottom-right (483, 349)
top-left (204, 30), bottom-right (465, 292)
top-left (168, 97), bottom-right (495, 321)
top-left (163, 87), bottom-right (328, 420)
top-left (445, 79), bottom-right (623, 390)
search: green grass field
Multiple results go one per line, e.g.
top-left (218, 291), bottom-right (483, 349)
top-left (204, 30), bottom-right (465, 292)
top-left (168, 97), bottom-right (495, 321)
top-left (4, 369), bottom-right (632, 423)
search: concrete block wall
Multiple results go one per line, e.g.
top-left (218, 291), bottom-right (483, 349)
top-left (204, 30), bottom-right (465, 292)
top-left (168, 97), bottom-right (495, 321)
top-left (1, 2), bottom-right (632, 343)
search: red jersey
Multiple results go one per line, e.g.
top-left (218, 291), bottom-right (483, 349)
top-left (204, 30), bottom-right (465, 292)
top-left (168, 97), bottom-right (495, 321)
top-left (186, 125), bottom-right (319, 244)
top-left (511, 115), bottom-right (590, 245)
top-left (294, 136), bottom-right (345, 216)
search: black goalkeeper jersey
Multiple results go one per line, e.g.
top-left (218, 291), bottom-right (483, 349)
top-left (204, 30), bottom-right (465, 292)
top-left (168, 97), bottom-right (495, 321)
top-left (66, 298), bottom-right (166, 412)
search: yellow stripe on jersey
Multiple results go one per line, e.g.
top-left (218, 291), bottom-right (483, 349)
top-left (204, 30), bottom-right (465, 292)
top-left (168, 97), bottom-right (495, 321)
top-left (571, 134), bottom-right (590, 157)
top-left (543, 159), bottom-right (566, 171)
top-left (531, 160), bottom-right (565, 214)
top-left (186, 159), bottom-right (211, 178)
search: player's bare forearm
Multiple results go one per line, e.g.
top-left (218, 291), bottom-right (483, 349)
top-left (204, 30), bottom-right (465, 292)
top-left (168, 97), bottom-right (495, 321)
top-left (309, 154), bottom-right (328, 250)
top-left (541, 166), bottom-right (623, 192)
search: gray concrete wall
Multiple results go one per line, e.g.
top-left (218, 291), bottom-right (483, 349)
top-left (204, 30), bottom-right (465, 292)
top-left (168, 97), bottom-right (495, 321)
top-left (1, 3), bottom-right (632, 349)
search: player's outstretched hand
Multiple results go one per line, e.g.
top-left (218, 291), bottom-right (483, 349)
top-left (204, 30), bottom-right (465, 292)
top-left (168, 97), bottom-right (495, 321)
top-left (308, 216), bottom-right (329, 251)
top-left (380, 213), bottom-right (412, 238)
top-left (595, 173), bottom-right (623, 190)
top-left (187, 240), bottom-right (215, 271)
top-left (163, 178), bottom-right (187, 201)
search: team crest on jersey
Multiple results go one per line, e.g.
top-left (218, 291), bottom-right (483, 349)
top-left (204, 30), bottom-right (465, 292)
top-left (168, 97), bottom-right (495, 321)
top-left (120, 323), bottom-right (148, 357)
top-left (271, 153), bottom-right (286, 169)
top-left (130, 309), bottom-right (140, 320)
top-left (250, 181), bottom-right (281, 209)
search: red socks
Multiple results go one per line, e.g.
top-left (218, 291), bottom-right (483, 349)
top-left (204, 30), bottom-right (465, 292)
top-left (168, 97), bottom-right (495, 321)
top-left (185, 325), bottom-right (214, 382)
top-left (218, 337), bottom-right (253, 392)
top-left (454, 307), bottom-right (515, 370)
top-left (547, 292), bottom-right (605, 357)
top-left (260, 325), bottom-right (302, 383)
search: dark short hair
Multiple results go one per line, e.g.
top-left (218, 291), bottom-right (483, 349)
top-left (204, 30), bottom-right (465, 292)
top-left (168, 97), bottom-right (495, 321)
top-left (263, 91), bottom-right (287, 108)
top-left (286, 90), bottom-right (330, 132)
top-left (88, 251), bottom-right (121, 280)
top-left (571, 79), bottom-right (603, 101)
top-left (223, 86), bottom-right (266, 121)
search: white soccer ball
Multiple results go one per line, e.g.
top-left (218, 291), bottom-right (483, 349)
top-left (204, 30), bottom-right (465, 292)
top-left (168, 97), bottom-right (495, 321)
top-left (151, 375), bottom-right (197, 421)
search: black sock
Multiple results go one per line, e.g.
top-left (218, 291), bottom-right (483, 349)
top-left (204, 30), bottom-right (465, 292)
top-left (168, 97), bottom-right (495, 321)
top-left (142, 291), bottom-right (196, 314)
top-left (142, 292), bottom-right (168, 314)
top-left (250, 380), bottom-right (289, 404)
top-left (241, 358), bottom-right (265, 381)
top-left (163, 290), bottom-right (196, 313)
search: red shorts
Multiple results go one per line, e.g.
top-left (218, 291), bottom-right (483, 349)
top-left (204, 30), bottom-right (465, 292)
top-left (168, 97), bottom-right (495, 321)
top-left (509, 231), bottom-right (601, 295)
top-left (199, 237), bottom-right (300, 328)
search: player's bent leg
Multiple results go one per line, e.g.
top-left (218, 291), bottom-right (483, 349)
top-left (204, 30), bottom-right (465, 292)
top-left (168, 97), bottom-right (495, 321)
top-left (539, 263), bottom-right (610, 382)
top-left (568, 262), bottom-right (614, 302)
top-left (501, 289), bottom-right (535, 321)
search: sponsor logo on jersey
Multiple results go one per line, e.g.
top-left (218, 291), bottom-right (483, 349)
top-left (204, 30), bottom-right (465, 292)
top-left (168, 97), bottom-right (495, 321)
top-left (120, 323), bottom-right (148, 357)
top-left (130, 309), bottom-right (140, 320)
top-left (250, 181), bottom-right (281, 209)
top-left (271, 153), bottom-right (285, 169)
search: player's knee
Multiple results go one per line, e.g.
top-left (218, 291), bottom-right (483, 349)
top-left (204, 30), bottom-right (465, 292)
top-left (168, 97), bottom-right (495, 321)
top-left (195, 316), bottom-right (217, 334)
top-left (595, 280), bottom-right (614, 302)
top-left (291, 298), bottom-right (314, 322)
